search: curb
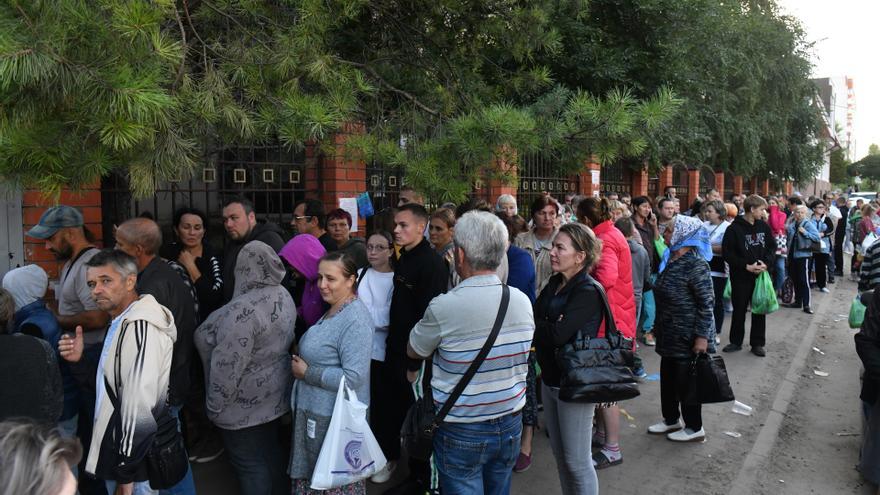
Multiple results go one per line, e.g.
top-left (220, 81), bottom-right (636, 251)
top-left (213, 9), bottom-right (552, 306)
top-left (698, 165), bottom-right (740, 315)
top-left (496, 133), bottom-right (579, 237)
top-left (727, 286), bottom-right (841, 495)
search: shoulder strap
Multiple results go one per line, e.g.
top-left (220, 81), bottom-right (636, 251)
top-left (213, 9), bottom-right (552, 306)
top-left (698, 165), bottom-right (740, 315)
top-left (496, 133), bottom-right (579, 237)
top-left (582, 275), bottom-right (621, 341)
top-left (432, 284), bottom-right (510, 425)
top-left (62, 246), bottom-right (98, 285)
top-left (357, 267), bottom-right (370, 287)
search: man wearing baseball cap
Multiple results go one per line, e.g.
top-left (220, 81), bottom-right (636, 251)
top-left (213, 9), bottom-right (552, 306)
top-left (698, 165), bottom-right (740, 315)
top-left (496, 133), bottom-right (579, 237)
top-left (27, 205), bottom-right (109, 495)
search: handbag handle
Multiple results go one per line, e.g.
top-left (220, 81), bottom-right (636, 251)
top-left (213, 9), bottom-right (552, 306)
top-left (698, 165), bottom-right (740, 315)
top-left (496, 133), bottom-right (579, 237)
top-left (561, 273), bottom-right (622, 347)
top-left (427, 284), bottom-right (510, 431)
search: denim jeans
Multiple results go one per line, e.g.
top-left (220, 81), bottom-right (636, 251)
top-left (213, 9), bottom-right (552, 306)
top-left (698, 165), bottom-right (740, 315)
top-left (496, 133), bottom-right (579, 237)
top-left (541, 384), bottom-right (598, 495)
top-left (219, 418), bottom-right (288, 495)
top-left (773, 255), bottom-right (786, 293)
top-left (433, 412), bottom-right (521, 495)
top-left (640, 286), bottom-right (656, 333)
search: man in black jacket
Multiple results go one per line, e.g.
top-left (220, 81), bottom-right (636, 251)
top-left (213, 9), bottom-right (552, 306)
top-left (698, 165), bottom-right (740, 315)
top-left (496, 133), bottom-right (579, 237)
top-left (379, 203), bottom-right (448, 494)
top-left (221, 197), bottom-right (286, 302)
top-left (115, 218), bottom-right (198, 410)
top-left (834, 195), bottom-right (849, 277)
top-left (721, 195), bottom-right (777, 357)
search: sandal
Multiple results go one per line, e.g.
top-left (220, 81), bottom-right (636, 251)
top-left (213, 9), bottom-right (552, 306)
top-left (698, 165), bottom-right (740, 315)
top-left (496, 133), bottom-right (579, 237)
top-left (592, 451), bottom-right (623, 470)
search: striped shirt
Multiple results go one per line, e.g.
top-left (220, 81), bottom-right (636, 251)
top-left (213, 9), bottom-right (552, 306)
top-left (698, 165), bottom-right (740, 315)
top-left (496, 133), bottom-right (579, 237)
top-left (409, 275), bottom-right (535, 423)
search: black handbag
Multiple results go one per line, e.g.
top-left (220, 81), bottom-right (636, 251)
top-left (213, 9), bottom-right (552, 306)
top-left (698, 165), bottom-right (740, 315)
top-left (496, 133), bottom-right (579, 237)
top-left (104, 326), bottom-right (188, 489)
top-left (684, 353), bottom-right (735, 405)
top-left (401, 285), bottom-right (510, 461)
top-left (555, 275), bottom-right (640, 403)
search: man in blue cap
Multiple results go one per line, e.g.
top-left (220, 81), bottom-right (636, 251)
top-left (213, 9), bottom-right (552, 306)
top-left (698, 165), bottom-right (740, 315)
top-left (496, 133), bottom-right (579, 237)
top-left (27, 205), bottom-right (109, 495)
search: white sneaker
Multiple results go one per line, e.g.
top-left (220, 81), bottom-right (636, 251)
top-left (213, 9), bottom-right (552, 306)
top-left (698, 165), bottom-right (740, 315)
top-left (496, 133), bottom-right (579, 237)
top-left (715, 335), bottom-right (721, 345)
top-left (647, 419), bottom-right (683, 435)
top-left (667, 427), bottom-right (706, 442)
top-left (819, 287), bottom-right (830, 293)
top-left (370, 461), bottom-right (396, 484)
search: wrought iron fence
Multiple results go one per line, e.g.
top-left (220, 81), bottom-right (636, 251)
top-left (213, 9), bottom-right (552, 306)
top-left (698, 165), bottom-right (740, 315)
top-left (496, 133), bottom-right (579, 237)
top-left (101, 144), bottom-right (309, 248)
top-left (602, 162), bottom-right (630, 196)
top-left (365, 162), bottom-right (405, 213)
top-left (517, 153), bottom-right (579, 217)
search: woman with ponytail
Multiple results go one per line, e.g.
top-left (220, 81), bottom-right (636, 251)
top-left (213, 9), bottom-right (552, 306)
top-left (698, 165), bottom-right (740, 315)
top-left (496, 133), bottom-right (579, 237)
top-left (576, 197), bottom-right (636, 470)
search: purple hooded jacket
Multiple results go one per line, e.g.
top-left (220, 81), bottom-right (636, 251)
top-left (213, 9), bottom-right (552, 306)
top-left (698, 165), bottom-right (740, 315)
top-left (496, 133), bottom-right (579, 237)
top-left (279, 234), bottom-right (326, 326)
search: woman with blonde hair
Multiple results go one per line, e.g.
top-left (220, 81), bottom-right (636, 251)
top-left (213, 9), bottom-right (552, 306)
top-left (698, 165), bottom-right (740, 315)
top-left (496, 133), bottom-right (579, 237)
top-left (0, 420), bottom-right (81, 495)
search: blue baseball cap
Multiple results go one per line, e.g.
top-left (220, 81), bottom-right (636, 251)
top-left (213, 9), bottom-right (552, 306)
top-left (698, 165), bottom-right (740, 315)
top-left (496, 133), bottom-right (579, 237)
top-left (26, 205), bottom-right (84, 239)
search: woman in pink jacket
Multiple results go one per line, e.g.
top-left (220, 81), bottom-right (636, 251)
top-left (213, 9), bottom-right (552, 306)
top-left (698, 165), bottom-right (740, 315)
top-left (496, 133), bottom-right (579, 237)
top-left (577, 197), bottom-right (636, 470)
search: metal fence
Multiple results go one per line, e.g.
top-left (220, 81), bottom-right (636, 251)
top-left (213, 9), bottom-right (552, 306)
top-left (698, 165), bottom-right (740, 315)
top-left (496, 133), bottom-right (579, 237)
top-left (517, 153), bottom-right (579, 217)
top-left (602, 162), bottom-right (630, 196)
top-left (101, 144), bottom-right (308, 248)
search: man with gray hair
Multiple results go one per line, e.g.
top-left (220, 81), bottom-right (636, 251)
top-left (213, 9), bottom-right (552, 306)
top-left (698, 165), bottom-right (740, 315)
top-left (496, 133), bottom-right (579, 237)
top-left (407, 211), bottom-right (535, 494)
top-left (59, 249), bottom-right (183, 493)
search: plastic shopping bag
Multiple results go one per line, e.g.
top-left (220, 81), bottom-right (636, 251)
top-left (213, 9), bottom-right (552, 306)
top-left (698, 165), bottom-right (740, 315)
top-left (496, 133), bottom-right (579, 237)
top-left (862, 232), bottom-right (879, 254)
top-left (723, 279), bottom-right (732, 300)
top-left (849, 295), bottom-right (867, 329)
top-left (310, 377), bottom-right (387, 490)
top-left (751, 272), bottom-right (779, 315)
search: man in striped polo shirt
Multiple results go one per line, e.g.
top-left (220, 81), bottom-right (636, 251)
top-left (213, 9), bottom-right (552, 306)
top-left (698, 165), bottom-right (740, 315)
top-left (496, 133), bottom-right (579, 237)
top-left (407, 210), bottom-right (535, 494)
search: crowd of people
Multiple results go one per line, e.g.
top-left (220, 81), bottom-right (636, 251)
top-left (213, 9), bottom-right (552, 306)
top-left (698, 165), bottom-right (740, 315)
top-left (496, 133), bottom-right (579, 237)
top-left (1, 182), bottom-right (878, 495)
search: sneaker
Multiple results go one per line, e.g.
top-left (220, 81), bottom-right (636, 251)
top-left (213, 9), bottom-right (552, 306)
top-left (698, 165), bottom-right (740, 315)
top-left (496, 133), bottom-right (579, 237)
top-left (819, 287), bottom-right (830, 293)
top-left (667, 427), bottom-right (706, 442)
top-left (722, 343), bottom-right (742, 353)
top-left (513, 453), bottom-right (532, 473)
top-left (190, 437), bottom-right (225, 464)
top-left (633, 367), bottom-right (648, 379)
top-left (371, 460), bottom-right (396, 483)
top-left (644, 333), bottom-right (656, 346)
top-left (714, 335), bottom-right (721, 346)
top-left (647, 419), bottom-right (683, 435)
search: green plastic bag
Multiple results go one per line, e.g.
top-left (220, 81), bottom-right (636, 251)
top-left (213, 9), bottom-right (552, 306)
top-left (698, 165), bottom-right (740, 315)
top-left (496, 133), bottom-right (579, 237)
top-left (751, 272), bottom-right (779, 315)
top-left (723, 279), bottom-right (731, 300)
top-left (850, 296), bottom-right (867, 329)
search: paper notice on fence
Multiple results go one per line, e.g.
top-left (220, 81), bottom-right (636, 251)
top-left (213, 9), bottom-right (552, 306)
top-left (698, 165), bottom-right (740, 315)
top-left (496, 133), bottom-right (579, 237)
top-left (339, 197), bottom-right (359, 233)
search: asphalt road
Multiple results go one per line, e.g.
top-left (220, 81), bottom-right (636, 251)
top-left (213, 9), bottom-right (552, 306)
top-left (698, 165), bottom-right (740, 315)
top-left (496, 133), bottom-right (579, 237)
top-left (193, 274), bottom-right (875, 495)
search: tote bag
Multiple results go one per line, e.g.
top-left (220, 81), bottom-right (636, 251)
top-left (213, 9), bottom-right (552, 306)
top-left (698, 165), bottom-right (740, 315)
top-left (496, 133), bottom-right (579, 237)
top-left (310, 377), bottom-right (387, 490)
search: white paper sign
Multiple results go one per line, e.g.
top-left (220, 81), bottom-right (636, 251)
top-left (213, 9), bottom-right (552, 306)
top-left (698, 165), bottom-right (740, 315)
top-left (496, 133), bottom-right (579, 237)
top-left (339, 197), bottom-right (359, 233)
top-left (591, 170), bottom-right (600, 185)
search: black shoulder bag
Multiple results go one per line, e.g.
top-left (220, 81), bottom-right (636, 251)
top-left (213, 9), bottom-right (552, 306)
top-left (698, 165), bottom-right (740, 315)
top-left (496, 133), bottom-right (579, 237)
top-left (401, 284), bottom-right (510, 461)
top-left (684, 353), bottom-right (735, 405)
top-left (555, 275), bottom-right (640, 403)
top-left (103, 323), bottom-right (188, 489)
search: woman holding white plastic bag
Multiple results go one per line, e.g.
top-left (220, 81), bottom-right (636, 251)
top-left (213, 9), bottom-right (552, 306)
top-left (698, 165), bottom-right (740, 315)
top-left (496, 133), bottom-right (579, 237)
top-left (289, 251), bottom-right (373, 494)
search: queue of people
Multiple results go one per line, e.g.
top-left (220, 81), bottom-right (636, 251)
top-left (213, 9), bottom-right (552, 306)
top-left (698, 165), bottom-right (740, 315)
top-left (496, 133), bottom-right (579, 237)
top-left (0, 185), bottom-right (871, 495)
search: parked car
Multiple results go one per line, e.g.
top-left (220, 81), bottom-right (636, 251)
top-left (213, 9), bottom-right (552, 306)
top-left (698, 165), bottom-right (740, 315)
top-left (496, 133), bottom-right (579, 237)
top-left (848, 191), bottom-right (877, 208)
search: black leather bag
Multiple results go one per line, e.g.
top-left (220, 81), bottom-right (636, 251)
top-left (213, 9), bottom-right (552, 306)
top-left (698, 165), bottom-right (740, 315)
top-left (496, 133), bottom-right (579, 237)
top-left (555, 276), bottom-right (640, 403)
top-left (684, 353), bottom-right (735, 405)
top-left (402, 285), bottom-right (510, 461)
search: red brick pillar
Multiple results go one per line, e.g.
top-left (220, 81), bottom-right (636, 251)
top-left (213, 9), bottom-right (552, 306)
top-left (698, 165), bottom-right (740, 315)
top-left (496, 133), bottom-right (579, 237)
top-left (658, 165), bottom-right (674, 197)
top-left (749, 177), bottom-right (759, 196)
top-left (486, 153), bottom-right (518, 202)
top-left (760, 179), bottom-right (770, 197)
top-left (714, 171), bottom-right (725, 196)
top-left (578, 158), bottom-right (601, 197)
top-left (631, 166), bottom-right (649, 197)
top-left (319, 123), bottom-right (367, 232)
top-left (687, 168), bottom-right (700, 206)
top-left (22, 185), bottom-right (104, 280)
top-left (784, 181), bottom-right (793, 196)
top-left (733, 176), bottom-right (744, 196)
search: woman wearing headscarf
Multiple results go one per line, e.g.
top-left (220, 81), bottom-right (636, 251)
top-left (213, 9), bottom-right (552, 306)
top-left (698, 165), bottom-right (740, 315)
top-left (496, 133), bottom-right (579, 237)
top-left (194, 241), bottom-right (297, 495)
top-left (855, 288), bottom-right (880, 490)
top-left (648, 215), bottom-right (715, 443)
top-left (280, 234), bottom-right (327, 342)
top-left (767, 197), bottom-right (788, 294)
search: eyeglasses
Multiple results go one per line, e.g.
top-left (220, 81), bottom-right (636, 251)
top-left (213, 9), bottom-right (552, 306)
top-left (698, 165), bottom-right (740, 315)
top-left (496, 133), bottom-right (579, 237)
top-left (366, 244), bottom-right (390, 252)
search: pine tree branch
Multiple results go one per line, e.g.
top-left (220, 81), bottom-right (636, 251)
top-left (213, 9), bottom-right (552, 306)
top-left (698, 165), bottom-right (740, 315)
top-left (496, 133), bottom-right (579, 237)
top-left (172, 6), bottom-right (187, 89)
top-left (182, 0), bottom-right (208, 69)
top-left (335, 58), bottom-right (441, 117)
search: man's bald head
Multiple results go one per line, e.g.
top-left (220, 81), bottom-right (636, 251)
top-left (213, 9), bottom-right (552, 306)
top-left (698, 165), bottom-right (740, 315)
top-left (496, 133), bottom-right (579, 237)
top-left (116, 218), bottom-right (162, 256)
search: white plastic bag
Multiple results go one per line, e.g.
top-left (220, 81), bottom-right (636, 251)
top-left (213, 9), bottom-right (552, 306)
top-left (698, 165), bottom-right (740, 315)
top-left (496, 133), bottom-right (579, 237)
top-left (862, 232), bottom-right (878, 254)
top-left (310, 377), bottom-right (386, 490)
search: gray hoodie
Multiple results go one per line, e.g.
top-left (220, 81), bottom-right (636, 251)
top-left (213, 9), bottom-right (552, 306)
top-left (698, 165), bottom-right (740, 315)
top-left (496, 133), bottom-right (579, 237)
top-left (194, 241), bottom-right (296, 430)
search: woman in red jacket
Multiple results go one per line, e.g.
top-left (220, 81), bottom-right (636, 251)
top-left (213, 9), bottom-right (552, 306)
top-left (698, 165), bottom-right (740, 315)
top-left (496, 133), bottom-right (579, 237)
top-left (577, 197), bottom-right (636, 470)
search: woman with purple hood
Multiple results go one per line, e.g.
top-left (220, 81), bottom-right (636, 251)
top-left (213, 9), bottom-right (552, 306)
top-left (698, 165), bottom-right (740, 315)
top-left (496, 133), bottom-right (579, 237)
top-left (280, 234), bottom-right (327, 342)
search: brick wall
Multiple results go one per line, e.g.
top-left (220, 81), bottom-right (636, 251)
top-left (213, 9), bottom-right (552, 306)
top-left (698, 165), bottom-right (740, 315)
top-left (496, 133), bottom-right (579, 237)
top-left (22, 184), bottom-right (103, 280)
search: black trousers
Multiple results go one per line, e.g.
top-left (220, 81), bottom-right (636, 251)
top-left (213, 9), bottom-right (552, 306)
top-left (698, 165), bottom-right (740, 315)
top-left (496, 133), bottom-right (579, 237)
top-left (660, 357), bottom-right (702, 430)
top-left (834, 232), bottom-right (845, 275)
top-left (370, 359), bottom-right (411, 462)
top-left (711, 276), bottom-right (726, 336)
top-left (728, 275), bottom-right (766, 347)
top-left (791, 257), bottom-right (812, 308)
top-left (813, 252), bottom-right (829, 288)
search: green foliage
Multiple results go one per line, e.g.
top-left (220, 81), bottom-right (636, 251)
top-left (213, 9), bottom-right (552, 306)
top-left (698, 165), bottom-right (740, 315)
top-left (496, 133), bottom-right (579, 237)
top-left (0, 0), bottom-right (821, 201)
top-left (829, 146), bottom-right (849, 185)
top-left (852, 154), bottom-right (880, 182)
top-left (870, 144), bottom-right (880, 156)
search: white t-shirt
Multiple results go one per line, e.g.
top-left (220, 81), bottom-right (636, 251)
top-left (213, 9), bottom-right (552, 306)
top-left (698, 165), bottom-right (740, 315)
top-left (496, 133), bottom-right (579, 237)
top-left (58, 247), bottom-right (106, 345)
top-left (356, 268), bottom-right (394, 362)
